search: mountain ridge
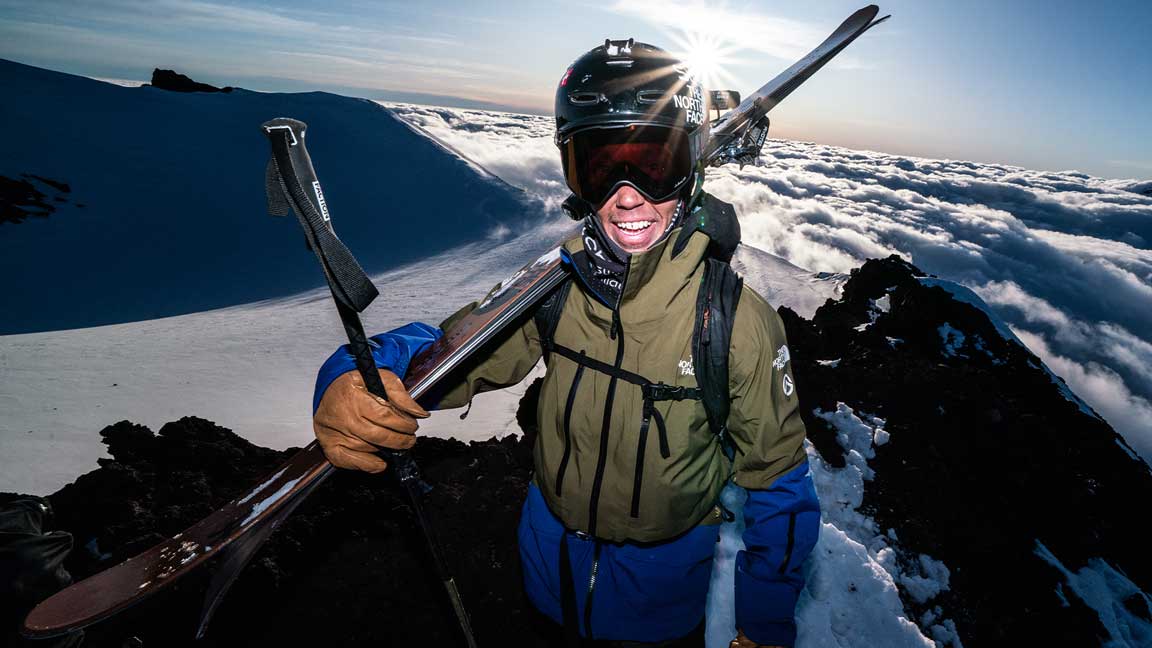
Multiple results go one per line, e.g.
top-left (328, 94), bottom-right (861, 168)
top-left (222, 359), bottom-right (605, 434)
top-left (0, 58), bottom-right (546, 334)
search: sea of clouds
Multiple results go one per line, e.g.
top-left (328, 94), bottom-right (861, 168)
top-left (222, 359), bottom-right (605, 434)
top-left (382, 102), bottom-right (1152, 464)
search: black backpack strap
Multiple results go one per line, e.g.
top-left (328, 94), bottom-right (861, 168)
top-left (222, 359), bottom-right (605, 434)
top-left (534, 278), bottom-right (573, 364)
top-left (692, 258), bottom-right (743, 444)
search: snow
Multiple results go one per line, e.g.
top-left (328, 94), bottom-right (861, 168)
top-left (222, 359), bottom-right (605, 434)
top-left (0, 226), bottom-right (570, 496)
top-left (923, 278), bottom-right (1101, 420)
top-left (708, 403), bottom-right (959, 647)
top-left (731, 244), bottom-right (845, 319)
top-left (900, 555), bottom-right (951, 604)
top-left (803, 403), bottom-right (959, 646)
top-left (1115, 438), bottom-right (1141, 463)
top-left (705, 481), bottom-right (749, 647)
top-left (0, 59), bottom-right (540, 335)
top-left (920, 279), bottom-right (1023, 347)
top-left (1034, 541), bottom-right (1152, 647)
top-left (937, 323), bottom-right (967, 358)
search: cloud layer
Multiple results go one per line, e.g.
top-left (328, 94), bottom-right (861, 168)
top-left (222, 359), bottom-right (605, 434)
top-left (384, 104), bottom-right (1152, 462)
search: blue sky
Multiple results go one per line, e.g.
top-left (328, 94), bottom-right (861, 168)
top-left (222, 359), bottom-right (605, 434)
top-left (1, 0), bottom-right (1149, 179)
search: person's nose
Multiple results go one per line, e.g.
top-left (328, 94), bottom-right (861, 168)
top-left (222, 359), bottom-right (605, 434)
top-left (613, 184), bottom-right (647, 210)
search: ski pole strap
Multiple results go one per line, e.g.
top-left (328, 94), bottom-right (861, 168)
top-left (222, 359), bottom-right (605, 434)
top-left (261, 117), bottom-right (413, 477)
top-left (261, 117), bottom-right (379, 313)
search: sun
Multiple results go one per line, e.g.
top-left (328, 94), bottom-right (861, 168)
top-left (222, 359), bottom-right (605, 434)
top-left (667, 30), bottom-right (742, 94)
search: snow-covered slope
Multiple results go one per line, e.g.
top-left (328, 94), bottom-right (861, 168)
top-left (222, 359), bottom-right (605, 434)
top-left (0, 60), bottom-right (544, 334)
top-left (0, 225), bottom-right (575, 496)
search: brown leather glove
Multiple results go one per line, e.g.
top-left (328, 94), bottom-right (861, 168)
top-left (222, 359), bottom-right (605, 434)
top-left (313, 368), bottom-right (429, 473)
top-left (730, 630), bottom-right (785, 648)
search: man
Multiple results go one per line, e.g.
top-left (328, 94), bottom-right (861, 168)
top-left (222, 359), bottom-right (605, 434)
top-left (311, 41), bottom-right (820, 648)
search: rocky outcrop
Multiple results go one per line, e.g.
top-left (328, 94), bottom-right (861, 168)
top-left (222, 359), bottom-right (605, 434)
top-left (0, 174), bottom-right (76, 225)
top-left (148, 69), bottom-right (232, 94)
top-left (781, 255), bottom-right (1152, 646)
top-left (9, 417), bottom-right (545, 647)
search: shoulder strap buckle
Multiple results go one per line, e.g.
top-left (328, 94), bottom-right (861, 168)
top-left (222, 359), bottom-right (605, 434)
top-left (642, 382), bottom-right (701, 402)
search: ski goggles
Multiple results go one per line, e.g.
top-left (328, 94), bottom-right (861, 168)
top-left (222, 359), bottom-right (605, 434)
top-left (560, 125), bottom-right (694, 207)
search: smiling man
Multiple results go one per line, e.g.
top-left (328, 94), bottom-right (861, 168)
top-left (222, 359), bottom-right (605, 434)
top-left (311, 40), bottom-right (819, 648)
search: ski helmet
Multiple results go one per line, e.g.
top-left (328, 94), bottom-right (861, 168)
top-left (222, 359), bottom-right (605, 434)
top-left (555, 39), bottom-right (709, 211)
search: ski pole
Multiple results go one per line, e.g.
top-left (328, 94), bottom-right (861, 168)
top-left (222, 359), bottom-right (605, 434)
top-left (261, 117), bottom-right (478, 648)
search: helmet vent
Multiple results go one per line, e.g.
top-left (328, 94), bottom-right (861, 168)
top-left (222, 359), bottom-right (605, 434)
top-left (568, 92), bottom-right (604, 106)
top-left (636, 90), bottom-right (665, 105)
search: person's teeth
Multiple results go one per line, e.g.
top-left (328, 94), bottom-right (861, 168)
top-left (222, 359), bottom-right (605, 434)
top-left (617, 221), bottom-right (653, 232)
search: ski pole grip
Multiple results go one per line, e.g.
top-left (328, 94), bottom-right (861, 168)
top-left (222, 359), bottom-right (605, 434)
top-left (262, 117), bottom-right (420, 482)
top-left (261, 118), bottom-right (379, 312)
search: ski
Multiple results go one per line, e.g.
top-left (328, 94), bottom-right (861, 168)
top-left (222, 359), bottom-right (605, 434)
top-left (706, 4), bottom-right (890, 166)
top-left (21, 136), bottom-right (570, 642)
top-left (23, 5), bottom-right (888, 639)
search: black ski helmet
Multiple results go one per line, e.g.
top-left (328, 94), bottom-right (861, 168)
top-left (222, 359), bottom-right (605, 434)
top-left (555, 39), bottom-right (709, 212)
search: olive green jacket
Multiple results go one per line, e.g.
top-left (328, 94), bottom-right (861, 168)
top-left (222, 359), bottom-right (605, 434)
top-left (436, 207), bottom-right (807, 543)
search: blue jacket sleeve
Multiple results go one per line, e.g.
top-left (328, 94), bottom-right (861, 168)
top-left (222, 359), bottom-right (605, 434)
top-left (735, 460), bottom-right (821, 647)
top-left (312, 322), bottom-right (443, 413)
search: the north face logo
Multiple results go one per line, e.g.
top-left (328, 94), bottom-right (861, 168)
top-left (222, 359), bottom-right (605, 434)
top-left (773, 345), bottom-right (791, 370)
top-left (678, 357), bottom-right (695, 377)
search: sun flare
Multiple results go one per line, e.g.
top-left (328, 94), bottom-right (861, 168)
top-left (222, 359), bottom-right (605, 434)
top-left (667, 30), bottom-right (742, 95)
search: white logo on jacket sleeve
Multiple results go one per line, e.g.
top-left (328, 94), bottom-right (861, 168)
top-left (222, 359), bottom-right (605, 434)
top-left (782, 374), bottom-right (795, 397)
top-left (773, 345), bottom-right (791, 370)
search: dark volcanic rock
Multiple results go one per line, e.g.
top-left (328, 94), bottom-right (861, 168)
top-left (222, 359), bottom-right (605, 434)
top-left (782, 254), bottom-right (1152, 646)
top-left (148, 69), bottom-right (232, 93)
top-left (1, 174), bottom-right (74, 225)
top-left (18, 417), bottom-right (549, 647)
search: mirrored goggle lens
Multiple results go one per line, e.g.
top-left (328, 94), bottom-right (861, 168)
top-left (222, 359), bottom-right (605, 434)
top-left (562, 126), bottom-right (692, 206)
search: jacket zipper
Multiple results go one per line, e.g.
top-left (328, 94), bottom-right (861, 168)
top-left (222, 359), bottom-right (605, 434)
top-left (584, 541), bottom-right (602, 639)
top-left (555, 353), bottom-right (586, 497)
top-left (587, 310), bottom-right (624, 537)
top-left (778, 511), bottom-right (797, 574)
top-left (584, 265), bottom-right (625, 637)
